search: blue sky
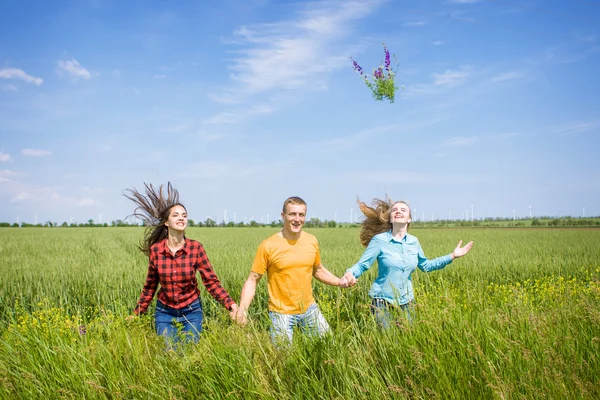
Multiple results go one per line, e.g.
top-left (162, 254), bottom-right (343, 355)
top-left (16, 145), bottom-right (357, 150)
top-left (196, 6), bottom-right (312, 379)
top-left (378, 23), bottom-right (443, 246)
top-left (1, 0), bottom-right (599, 225)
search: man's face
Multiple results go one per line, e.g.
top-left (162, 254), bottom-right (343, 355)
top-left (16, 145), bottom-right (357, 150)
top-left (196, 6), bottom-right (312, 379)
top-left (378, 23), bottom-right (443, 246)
top-left (282, 204), bottom-right (306, 234)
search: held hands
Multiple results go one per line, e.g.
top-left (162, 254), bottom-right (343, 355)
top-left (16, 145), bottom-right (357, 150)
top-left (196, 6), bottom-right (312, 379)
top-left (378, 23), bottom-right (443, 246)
top-left (451, 240), bottom-right (474, 260)
top-left (230, 304), bottom-right (248, 326)
top-left (339, 271), bottom-right (357, 288)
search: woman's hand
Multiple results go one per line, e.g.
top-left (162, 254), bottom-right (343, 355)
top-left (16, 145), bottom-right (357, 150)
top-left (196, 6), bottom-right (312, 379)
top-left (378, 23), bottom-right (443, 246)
top-left (339, 271), bottom-right (357, 288)
top-left (230, 304), bottom-right (248, 326)
top-left (451, 240), bottom-right (474, 259)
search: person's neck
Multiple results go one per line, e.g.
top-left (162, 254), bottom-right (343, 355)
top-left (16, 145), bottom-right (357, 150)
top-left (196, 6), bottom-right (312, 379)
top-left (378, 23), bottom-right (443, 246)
top-left (281, 228), bottom-right (301, 241)
top-left (391, 224), bottom-right (408, 241)
top-left (167, 231), bottom-right (185, 249)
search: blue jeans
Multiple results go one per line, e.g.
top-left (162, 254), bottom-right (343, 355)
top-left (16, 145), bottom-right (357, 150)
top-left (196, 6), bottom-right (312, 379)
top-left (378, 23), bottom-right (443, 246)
top-left (371, 298), bottom-right (414, 329)
top-left (155, 298), bottom-right (203, 345)
top-left (268, 303), bottom-right (330, 343)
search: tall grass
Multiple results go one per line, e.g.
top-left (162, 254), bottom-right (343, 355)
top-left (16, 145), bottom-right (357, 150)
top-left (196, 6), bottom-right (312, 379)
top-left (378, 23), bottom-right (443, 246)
top-left (1, 227), bottom-right (599, 399)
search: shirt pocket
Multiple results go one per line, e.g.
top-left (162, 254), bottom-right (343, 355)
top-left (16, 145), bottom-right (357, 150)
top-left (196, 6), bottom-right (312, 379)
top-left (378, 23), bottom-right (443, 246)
top-left (405, 249), bottom-right (419, 265)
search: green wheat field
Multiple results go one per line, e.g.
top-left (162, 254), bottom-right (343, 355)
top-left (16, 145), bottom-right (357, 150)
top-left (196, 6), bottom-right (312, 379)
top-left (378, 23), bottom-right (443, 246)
top-left (1, 227), bottom-right (599, 399)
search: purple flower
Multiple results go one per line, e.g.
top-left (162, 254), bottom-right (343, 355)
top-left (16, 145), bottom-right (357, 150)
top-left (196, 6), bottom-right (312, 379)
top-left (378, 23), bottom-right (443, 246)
top-left (384, 44), bottom-right (391, 71)
top-left (79, 325), bottom-right (87, 335)
top-left (351, 58), bottom-right (364, 75)
top-left (374, 67), bottom-right (383, 79)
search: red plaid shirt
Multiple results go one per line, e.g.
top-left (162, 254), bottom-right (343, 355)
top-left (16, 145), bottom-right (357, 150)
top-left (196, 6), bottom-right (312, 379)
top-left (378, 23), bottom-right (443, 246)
top-left (134, 237), bottom-right (235, 314)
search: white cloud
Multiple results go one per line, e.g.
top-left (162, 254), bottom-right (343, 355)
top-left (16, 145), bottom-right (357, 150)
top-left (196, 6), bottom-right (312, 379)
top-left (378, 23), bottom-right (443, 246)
top-left (0, 68), bottom-right (43, 85)
top-left (403, 21), bottom-right (427, 27)
top-left (203, 112), bottom-right (241, 124)
top-left (76, 197), bottom-right (97, 206)
top-left (0, 177), bottom-right (9, 183)
top-left (553, 121), bottom-right (599, 135)
top-left (430, 40), bottom-right (445, 46)
top-left (223, 0), bottom-right (383, 98)
top-left (11, 192), bottom-right (30, 202)
top-left (57, 59), bottom-right (92, 79)
top-left (432, 69), bottom-right (469, 87)
top-left (0, 169), bottom-right (25, 178)
top-left (22, 148), bottom-right (52, 156)
top-left (492, 71), bottom-right (524, 82)
top-left (442, 136), bottom-right (478, 146)
top-left (0, 152), bottom-right (11, 162)
top-left (1, 84), bottom-right (19, 92)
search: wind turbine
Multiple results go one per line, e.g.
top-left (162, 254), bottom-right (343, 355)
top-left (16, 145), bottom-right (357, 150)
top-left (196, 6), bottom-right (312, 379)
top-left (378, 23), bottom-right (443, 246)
top-left (233, 212), bottom-right (237, 224)
top-left (223, 209), bottom-right (228, 224)
top-left (513, 209), bottom-right (516, 220)
top-left (334, 212), bottom-right (337, 223)
top-left (35, 213), bottom-right (38, 225)
top-left (99, 213), bottom-right (103, 224)
top-left (471, 205), bottom-right (474, 222)
top-left (266, 213), bottom-right (270, 224)
top-left (529, 205), bottom-right (532, 218)
top-left (414, 208), bottom-right (417, 221)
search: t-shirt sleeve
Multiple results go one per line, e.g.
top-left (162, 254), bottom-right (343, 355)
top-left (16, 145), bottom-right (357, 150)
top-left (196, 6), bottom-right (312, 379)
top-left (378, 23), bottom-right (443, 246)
top-left (313, 238), bottom-right (321, 267)
top-left (251, 240), bottom-right (269, 275)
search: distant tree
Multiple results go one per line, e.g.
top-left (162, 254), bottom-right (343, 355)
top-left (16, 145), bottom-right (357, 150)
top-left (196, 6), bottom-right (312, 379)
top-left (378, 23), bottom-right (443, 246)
top-left (205, 218), bottom-right (216, 227)
top-left (188, 219), bottom-right (195, 227)
top-left (61, 222), bottom-right (68, 227)
top-left (12, 223), bottom-right (19, 228)
top-left (88, 219), bottom-right (94, 226)
top-left (0, 222), bottom-right (9, 227)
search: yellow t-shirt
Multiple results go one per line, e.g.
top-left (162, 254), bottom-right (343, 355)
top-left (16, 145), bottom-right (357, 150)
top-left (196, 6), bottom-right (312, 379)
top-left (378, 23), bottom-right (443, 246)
top-left (251, 231), bottom-right (321, 314)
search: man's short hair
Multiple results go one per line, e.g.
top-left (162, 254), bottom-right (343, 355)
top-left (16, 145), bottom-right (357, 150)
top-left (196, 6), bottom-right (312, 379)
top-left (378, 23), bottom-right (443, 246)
top-left (282, 196), bottom-right (307, 213)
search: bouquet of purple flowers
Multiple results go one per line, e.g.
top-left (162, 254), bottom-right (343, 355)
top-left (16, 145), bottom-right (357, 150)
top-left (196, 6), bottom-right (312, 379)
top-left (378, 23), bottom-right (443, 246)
top-left (351, 43), bottom-right (403, 103)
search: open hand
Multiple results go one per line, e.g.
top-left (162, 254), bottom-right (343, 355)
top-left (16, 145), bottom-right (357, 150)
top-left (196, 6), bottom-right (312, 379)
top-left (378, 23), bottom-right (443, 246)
top-left (452, 240), bottom-right (474, 259)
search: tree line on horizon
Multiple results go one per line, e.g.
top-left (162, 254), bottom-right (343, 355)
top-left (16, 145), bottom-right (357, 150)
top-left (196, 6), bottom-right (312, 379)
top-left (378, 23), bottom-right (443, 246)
top-left (1, 216), bottom-right (598, 228)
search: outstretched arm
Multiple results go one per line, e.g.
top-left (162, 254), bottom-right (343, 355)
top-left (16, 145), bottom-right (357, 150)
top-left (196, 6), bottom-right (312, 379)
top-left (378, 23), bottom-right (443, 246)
top-left (450, 240), bottom-right (474, 260)
top-left (234, 272), bottom-right (262, 325)
top-left (313, 263), bottom-right (342, 287)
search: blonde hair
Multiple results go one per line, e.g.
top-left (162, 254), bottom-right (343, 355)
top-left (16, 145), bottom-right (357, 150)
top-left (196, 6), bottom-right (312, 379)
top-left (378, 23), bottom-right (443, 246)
top-left (357, 196), bottom-right (411, 247)
top-left (282, 196), bottom-right (307, 213)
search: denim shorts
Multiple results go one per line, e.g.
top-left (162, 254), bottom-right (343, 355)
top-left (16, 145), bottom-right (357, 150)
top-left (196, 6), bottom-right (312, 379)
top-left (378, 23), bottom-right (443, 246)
top-left (268, 303), bottom-right (330, 343)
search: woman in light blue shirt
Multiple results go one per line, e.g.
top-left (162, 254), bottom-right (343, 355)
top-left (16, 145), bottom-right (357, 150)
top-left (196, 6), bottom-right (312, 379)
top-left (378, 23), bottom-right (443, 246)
top-left (340, 198), bottom-right (473, 328)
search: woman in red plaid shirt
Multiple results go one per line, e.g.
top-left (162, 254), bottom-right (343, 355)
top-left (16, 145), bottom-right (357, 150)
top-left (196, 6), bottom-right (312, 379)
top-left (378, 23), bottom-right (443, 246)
top-left (124, 182), bottom-right (239, 344)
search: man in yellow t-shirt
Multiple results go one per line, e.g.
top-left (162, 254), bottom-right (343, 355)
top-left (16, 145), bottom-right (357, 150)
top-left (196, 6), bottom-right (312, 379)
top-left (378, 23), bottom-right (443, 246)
top-left (235, 196), bottom-right (348, 342)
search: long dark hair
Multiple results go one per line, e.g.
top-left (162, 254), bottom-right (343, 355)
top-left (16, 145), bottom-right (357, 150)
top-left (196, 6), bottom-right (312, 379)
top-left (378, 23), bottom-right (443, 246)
top-left (123, 182), bottom-right (186, 255)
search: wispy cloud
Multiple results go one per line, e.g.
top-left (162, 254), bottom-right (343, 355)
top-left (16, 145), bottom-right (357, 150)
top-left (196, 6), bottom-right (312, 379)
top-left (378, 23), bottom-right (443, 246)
top-left (22, 148), bottom-right (52, 156)
top-left (57, 59), bottom-right (92, 79)
top-left (430, 40), bottom-right (445, 46)
top-left (0, 152), bottom-right (11, 162)
top-left (432, 69), bottom-right (470, 87)
top-left (203, 112), bottom-right (242, 124)
top-left (492, 71), bottom-right (524, 82)
top-left (202, 104), bottom-right (275, 125)
top-left (404, 21), bottom-right (427, 27)
top-left (220, 0), bottom-right (383, 99)
top-left (441, 136), bottom-right (478, 147)
top-left (553, 121), bottom-right (599, 135)
top-left (0, 68), bottom-right (43, 85)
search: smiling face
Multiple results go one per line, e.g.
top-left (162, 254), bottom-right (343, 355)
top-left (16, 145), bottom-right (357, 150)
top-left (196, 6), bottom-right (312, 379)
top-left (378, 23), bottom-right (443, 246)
top-left (389, 201), bottom-right (411, 225)
top-left (282, 203), bottom-right (306, 237)
top-left (165, 204), bottom-right (188, 233)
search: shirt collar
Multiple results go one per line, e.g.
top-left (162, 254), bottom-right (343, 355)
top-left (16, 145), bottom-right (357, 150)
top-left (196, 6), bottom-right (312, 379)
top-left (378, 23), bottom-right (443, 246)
top-left (158, 237), bottom-right (189, 255)
top-left (385, 230), bottom-right (417, 244)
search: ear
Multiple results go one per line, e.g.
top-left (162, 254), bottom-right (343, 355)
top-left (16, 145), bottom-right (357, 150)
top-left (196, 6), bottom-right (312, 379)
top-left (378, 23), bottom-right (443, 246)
top-left (281, 212), bottom-right (285, 219)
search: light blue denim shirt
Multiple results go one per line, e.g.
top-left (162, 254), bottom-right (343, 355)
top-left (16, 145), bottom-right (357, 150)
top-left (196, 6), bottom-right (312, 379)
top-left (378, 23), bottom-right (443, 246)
top-left (346, 231), bottom-right (453, 306)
